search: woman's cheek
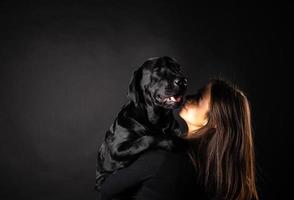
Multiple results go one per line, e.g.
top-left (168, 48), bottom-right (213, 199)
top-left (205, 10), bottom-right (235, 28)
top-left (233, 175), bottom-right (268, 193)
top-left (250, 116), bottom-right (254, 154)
top-left (186, 109), bottom-right (198, 124)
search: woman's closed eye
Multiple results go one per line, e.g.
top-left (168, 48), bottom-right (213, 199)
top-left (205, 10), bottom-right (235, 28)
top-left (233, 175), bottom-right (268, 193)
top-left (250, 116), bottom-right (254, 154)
top-left (186, 88), bottom-right (204, 102)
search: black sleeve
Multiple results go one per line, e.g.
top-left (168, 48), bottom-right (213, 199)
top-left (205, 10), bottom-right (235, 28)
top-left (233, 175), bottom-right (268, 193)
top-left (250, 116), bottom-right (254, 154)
top-left (98, 150), bottom-right (166, 200)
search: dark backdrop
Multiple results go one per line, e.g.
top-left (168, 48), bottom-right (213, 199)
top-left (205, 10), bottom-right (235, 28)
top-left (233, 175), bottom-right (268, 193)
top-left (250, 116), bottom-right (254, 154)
top-left (0, 1), bottom-right (292, 199)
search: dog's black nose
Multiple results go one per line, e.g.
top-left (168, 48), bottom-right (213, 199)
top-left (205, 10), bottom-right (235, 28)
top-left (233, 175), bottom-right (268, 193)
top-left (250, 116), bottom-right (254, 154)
top-left (174, 78), bottom-right (187, 87)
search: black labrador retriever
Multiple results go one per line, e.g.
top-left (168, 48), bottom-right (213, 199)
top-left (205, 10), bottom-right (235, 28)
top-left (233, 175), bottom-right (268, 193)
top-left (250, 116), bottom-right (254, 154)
top-left (95, 56), bottom-right (187, 190)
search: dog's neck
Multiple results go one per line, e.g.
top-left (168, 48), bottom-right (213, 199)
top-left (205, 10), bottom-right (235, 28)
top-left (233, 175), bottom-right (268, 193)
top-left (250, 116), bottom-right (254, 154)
top-left (144, 104), bottom-right (172, 126)
top-left (129, 101), bottom-right (174, 132)
top-left (125, 101), bottom-right (177, 136)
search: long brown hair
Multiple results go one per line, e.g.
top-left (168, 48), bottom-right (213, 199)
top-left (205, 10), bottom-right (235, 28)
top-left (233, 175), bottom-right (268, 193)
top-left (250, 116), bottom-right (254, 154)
top-left (185, 79), bottom-right (258, 200)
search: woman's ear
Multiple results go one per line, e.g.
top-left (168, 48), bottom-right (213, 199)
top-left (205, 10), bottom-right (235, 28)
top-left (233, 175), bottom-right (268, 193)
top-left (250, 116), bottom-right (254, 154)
top-left (127, 69), bottom-right (142, 106)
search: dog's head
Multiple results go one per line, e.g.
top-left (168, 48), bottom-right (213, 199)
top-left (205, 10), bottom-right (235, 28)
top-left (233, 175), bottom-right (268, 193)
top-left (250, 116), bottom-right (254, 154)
top-left (127, 56), bottom-right (187, 109)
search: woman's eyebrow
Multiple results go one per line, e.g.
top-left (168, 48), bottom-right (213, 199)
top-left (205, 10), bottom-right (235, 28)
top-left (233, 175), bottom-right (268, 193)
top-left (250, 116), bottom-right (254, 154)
top-left (187, 90), bottom-right (203, 101)
top-left (196, 87), bottom-right (205, 99)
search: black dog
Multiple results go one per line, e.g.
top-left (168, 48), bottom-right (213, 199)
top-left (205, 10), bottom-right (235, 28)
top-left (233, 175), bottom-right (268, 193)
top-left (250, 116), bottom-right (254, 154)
top-left (95, 56), bottom-right (187, 190)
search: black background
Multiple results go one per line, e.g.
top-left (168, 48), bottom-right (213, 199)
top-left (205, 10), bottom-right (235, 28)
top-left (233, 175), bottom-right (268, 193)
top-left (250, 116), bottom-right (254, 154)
top-left (0, 1), bottom-right (292, 199)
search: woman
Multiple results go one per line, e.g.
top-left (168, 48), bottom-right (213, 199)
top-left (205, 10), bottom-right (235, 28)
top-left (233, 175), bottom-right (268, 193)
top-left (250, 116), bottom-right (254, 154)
top-left (98, 78), bottom-right (259, 200)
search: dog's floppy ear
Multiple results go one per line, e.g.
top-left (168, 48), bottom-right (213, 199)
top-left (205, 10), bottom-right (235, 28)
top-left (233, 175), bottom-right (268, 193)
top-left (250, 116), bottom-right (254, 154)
top-left (127, 68), bottom-right (142, 106)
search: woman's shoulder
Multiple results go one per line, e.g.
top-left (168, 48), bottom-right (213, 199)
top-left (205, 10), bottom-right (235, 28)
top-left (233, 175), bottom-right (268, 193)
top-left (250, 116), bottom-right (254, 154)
top-left (135, 149), bottom-right (177, 170)
top-left (129, 149), bottom-right (173, 173)
top-left (128, 137), bottom-right (195, 181)
top-left (134, 144), bottom-right (204, 200)
top-left (138, 137), bottom-right (191, 164)
top-left (137, 147), bottom-right (194, 174)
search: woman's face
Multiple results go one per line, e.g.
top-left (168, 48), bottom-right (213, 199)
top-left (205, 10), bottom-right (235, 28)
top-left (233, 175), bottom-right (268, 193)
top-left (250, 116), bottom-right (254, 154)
top-left (179, 84), bottom-right (211, 134)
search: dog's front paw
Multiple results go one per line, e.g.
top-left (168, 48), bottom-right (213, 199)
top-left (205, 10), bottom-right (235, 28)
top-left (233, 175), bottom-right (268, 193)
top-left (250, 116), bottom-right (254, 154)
top-left (95, 173), bottom-right (110, 191)
top-left (157, 139), bottom-right (174, 151)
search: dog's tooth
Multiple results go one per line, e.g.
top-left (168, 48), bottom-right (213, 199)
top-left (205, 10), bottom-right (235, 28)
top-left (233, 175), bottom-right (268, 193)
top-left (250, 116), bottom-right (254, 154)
top-left (171, 96), bottom-right (176, 101)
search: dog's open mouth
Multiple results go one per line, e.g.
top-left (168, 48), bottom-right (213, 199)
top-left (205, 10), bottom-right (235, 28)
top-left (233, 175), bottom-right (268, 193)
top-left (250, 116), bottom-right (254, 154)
top-left (155, 95), bottom-right (183, 106)
top-left (163, 96), bottom-right (182, 103)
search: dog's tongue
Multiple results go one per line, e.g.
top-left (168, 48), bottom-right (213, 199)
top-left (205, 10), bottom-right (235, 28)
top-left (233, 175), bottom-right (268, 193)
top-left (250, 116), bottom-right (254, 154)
top-left (170, 96), bottom-right (176, 101)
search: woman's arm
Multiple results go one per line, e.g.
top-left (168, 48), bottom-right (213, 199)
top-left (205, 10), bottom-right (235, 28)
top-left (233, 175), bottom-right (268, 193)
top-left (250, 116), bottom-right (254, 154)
top-left (98, 149), bottom-right (166, 200)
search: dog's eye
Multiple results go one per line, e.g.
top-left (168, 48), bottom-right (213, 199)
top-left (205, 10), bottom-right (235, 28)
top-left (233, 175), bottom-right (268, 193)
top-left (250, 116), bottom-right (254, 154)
top-left (176, 66), bottom-right (182, 73)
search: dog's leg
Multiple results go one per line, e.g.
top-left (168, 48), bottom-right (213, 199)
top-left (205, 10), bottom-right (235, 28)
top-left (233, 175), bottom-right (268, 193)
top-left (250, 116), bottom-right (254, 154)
top-left (110, 135), bottom-right (175, 160)
top-left (95, 171), bottom-right (110, 191)
top-left (110, 135), bottom-right (155, 159)
top-left (156, 138), bottom-right (174, 150)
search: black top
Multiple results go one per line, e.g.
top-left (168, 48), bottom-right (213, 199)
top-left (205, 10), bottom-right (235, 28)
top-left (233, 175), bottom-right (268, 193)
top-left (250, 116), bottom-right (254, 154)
top-left (97, 139), bottom-right (208, 200)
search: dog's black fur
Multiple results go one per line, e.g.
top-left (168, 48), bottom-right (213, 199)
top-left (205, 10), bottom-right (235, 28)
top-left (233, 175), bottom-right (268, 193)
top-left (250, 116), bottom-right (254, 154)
top-left (95, 56), bottom-right (187, 190)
